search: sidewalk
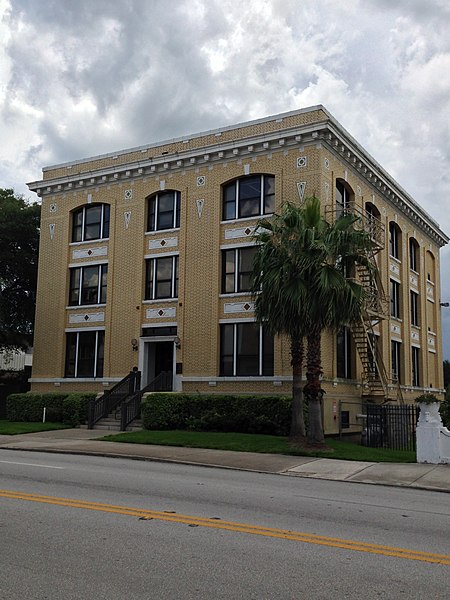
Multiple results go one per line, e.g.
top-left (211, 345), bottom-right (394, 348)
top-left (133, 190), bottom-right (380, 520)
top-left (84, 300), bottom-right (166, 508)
top-left (0, 427), bottom-right (449, 493)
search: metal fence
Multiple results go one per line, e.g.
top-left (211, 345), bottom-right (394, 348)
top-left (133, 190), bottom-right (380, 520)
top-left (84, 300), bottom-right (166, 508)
top-left (361, 403), bottom-right (418, 451)
top-left (339, 401), bottom-right (418, 451)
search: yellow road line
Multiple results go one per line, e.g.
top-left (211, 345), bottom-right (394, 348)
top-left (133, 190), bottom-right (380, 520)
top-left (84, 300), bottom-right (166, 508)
top-left (1, 489), bottom-right (449, 565)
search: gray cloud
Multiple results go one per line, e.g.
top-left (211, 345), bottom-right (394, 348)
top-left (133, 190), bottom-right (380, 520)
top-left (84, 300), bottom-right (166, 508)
top-left (1, 0), bottom-right (450, 358)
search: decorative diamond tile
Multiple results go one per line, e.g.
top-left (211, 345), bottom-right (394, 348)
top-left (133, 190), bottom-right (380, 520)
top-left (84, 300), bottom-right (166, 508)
top-left (244, 303), bottom-right (250, 311)
top-left (88, 249), bottom-right (92, 255)
top-left (158, 309), bottom-right (164, 316)
top-left (84, 315), bottom-right (89, 321)
top-left (160, 240), bottom-right (166, 246)
top-left (245, 228), bottom-right (251, 236)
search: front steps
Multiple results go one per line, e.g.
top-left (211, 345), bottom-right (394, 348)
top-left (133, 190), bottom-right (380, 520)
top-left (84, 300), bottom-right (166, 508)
top-left (88, 413), bottom-right (143, 432)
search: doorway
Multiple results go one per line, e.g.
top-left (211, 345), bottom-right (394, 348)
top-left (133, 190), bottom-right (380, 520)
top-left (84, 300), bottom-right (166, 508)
top-left (144, 340), bottom-right (174, 390)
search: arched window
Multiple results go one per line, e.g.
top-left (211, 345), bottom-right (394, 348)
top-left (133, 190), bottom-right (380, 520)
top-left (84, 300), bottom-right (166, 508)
top-left (222, 175), bottom-right (275, 221)
top-left (72, 204), bottom-right (110, 242)
top-left (409, 238), bottom-right (419, 272)
top-left (389, 222), bottom-right (401, 260)
top-left (147, 190), bottom-right (181, 232)
top-left (335, 180), bottom-right (353, 218)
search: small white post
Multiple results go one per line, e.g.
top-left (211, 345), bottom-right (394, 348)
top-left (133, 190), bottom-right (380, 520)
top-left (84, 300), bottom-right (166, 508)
top-left (42, 407), bottom-right (46, 423)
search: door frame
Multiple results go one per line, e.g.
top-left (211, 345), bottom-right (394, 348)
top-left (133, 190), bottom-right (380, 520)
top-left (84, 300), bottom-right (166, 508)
top-left (138, 335), bottom-right (180, 390)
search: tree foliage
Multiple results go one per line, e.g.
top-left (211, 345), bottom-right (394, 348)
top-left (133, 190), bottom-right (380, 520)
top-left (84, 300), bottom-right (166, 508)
top-left (253, 198), bottom-right (375, 444)
top-left (0, 188), bottom-right (41, 349)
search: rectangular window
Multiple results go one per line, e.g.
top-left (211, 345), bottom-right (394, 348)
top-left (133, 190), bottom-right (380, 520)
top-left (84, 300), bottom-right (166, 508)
top-left (336, 327), bottom-right (353, 378)
top-left (410, 291), bottom-right (419, 327)
top-left (147, 191), bottom-right (180, 232)
top-left (69, 265), bottom-right (108, 306)
top-left (221, 246), bottom-right (257, 294)
top-left (65, 330), bottom-right (104, 378)
top-left (412, 346), bottom-right (420, 387)
top-left (219, 323), bottom-right (274, 376)
top-left (391, 340), bottom-right (401, 383)
top-left (222, 175), bottom-right (275, 221)
top-left (145, 256), bottom-right (179, 300)
top-left (390, 279), bottom-right (400, 318)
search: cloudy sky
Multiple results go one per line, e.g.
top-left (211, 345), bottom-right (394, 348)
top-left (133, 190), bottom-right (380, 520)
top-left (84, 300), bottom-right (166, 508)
top-left (1, 0), bottom-right (450, 359)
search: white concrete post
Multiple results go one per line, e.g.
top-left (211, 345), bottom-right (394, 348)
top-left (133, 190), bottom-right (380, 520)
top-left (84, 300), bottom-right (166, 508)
top-left (416, 402), bottom-right (450, 464)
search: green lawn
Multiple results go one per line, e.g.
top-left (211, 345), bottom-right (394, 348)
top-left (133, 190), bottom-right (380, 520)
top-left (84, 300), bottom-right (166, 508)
top-left (0, 421), bottom-right (71, 435)
top-left (100, 429), bottom-right (416, 463)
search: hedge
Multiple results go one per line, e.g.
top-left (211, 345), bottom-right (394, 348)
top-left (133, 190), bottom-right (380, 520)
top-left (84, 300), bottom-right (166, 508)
top-left (141, 393), bottom-right (300, 436)
top-left (6, 392), bottom-right (96, 427)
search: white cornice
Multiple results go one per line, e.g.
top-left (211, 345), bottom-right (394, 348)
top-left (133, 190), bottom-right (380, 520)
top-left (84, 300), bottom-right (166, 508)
top-left (27, 108), bottom-right (449, 247)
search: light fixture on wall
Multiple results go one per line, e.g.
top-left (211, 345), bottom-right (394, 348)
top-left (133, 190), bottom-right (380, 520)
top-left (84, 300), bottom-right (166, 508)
top-left (174, 336), bottom-right (181, 349)
top-left (439, 301), bottom-right (449, 307)
top-left (131, 338), bottom-right (138, 352)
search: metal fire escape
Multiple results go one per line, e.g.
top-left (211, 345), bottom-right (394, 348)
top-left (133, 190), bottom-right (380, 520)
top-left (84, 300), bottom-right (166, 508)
top-left (346, 203), bottom-right (403, 403)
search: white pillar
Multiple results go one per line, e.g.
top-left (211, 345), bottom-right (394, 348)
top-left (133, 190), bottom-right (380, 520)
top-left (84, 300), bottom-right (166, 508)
top-left (416, 402), bottom-right (443, 464)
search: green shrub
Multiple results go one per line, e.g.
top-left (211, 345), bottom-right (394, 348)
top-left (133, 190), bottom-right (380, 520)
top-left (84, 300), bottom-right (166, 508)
top-left (6, 392), bottom-right (96, 426)
top-left (63, 393), bottom-right (95, 427)
top-left (141, 393), bottom-right (294, 436)
top-left (6, 393), bottom-right (67, 422)
top-left (415, 393), bottom-right (439, 405)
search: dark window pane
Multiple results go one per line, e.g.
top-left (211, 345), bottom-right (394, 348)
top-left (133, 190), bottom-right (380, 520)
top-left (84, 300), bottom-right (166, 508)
top-left (148, 197), bottom-right (156, 232)
top-left (155, 257), bottom-right (173, 299)
top-left (100, 265), bottom-right (108, 304)
top-left (81, 266), bottom-right (99, 305)
top-left (69, 269), bottom-right (80, 306)
top-left (145, 260), bottom-right (153, 300)
top-left (238, 177), bottom-right (261, 218)
top-left (264, 176), bottom-right (275, 214)
top-left (223, 183), bottom-right (236, 220)
top-left (84, 206), bottom-right (102, 240)
top-left (96, 332), bottom-right (105, 377)
top-left (72, 210), bottom-right (83, 242)
top-left (77, 331), bottom-right (97, 377)
top-left (65, 333), bottom-right (77, 377)
top-left (220, 324), bottom-right (234, 375)
top-left (103, 205), bottom-right (110, 238)
top-left (238, 247), bottom-right (257, 292)
top-left (222, 250), bottom-right (235, 293)
top-left (157, 192), bottom-right (176, 229)
top-left (236, 323), bottom-right (259, 375)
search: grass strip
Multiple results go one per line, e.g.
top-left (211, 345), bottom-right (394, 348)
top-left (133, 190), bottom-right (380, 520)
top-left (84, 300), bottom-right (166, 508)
top-left (0, 421), bottom-right (71, 435)
top-left (100, 429), bottom-right (416, 463)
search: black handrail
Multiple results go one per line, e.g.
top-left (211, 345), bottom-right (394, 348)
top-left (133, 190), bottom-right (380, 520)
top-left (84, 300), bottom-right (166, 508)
top-left (120, 371), bottom-right (172, 431)
top-left (88, 370), bottom-right (141, 429)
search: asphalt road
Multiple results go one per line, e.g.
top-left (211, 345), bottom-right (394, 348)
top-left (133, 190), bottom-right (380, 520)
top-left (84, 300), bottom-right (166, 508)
top-left (1, 449), bottom-right (449, 599)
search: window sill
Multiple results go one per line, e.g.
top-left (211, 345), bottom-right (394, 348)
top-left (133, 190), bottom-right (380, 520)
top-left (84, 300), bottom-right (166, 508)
top-left (143, 298), bottom-right (178, 304)
top-left (69, 239), bottom-right (110, 246)
top-left (66, 304), bottom-right (106, 310)
top-left (145, 228), bottom-right (180, 236)
top-left (220, 214), bottom-right (273, 225)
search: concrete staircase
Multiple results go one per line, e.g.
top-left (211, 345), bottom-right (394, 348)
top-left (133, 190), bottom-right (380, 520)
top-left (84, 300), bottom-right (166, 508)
top-left (90, 411), bottom-right (143, 432)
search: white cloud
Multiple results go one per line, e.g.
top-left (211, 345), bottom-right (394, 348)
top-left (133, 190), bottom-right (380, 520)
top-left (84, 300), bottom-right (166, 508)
top-left (1, 0), bottom-right (450, 356)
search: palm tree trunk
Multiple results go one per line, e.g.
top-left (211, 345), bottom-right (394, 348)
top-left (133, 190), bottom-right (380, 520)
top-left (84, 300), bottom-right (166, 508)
top-left (290, 336), bottom-right (306, 438)
top-left (305, 330), bottom-right (325, 444)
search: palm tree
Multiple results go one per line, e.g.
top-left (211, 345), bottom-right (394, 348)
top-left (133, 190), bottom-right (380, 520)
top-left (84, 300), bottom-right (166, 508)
top-left (253, 197), bottom-right (375, 444)
top-left (252, 202), bottom-right (313, 438)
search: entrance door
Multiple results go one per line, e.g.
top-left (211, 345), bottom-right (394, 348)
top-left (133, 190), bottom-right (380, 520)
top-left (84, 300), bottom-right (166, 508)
top-left (145, 341), bottom-right (173, 390)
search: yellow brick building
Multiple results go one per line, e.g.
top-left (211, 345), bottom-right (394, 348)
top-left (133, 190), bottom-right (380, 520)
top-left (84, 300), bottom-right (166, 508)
top-left (28, 105), bottom-right (448, 434)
